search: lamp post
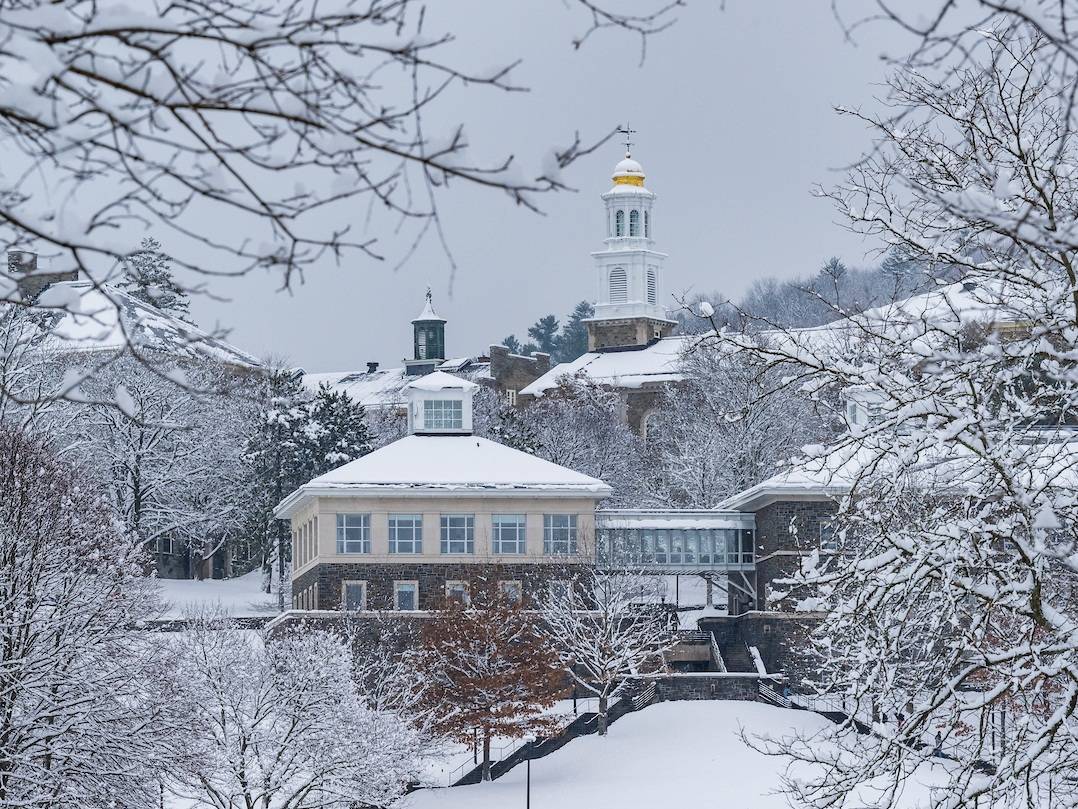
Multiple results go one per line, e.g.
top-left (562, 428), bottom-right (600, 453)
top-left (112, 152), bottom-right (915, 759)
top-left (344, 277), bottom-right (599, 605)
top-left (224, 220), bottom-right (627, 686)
top-left (526, 757), bottom-right (531, 809)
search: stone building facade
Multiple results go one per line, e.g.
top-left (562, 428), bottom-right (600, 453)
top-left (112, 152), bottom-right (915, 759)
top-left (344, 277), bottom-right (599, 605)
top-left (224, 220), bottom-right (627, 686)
top-left (276, 372), bottom-right (612, 611)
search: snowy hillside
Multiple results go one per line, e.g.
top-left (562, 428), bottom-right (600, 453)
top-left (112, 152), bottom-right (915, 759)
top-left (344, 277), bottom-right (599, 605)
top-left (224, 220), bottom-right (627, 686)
top-left (401, 702), bottom-right (949, 809)
top-left (154, 571), bottom-right (279, 619)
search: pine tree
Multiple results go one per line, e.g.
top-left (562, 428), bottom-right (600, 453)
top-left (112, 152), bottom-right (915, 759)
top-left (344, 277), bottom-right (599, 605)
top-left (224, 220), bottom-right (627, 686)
top-left (554, 300), bottom-right (594, 362)
top-left (117, 237), bottom-right (191, 318)
top-left (299, 383), bottom-right (372, 478)
top-left (500, 334), bottom-right (538, 356)
top-left (245, 368), bottom-right (312, 601)
top-left (527, 314), bottom-right (559, 354)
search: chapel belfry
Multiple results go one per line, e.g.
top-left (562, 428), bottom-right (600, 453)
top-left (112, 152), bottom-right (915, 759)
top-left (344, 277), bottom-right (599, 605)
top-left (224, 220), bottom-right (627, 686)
top-left (585, 127), bottom-right (676, 351)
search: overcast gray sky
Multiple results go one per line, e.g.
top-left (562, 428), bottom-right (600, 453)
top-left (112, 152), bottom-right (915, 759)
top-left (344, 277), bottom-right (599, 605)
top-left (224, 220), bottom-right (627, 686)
top-left (191, 2), bottom-right (910, 373)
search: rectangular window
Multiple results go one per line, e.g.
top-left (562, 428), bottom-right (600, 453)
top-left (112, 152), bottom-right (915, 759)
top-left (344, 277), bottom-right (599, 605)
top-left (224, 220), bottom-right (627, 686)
top-left (506, 389), bottom-right (518, 406)
top-left (159, 535), bottom-right (175, 555)
top-left (546, 580), bottom-right (570, 601)
top-left (492, 514), bottom-right (527, 554)
top-left (336, 513), bottom-right (370, 554)
top-left (440, 514), bottom-right (475, 554)
top-left (389, 514), bottom-right (422, 554)
top-left (499, 580), bottom-right (523, 604)
top-left (394, 581), bottom-right (418, 611)
top-left (342, 581), bottom-right (366, 611)
top-left (543, 514), bottom-right (578, 555)
top-left (819, 522), bottom-right (838, 552)
top-left (423, 399), bottom-right (463, 430)
top-left (445, 580), bottom-right (470, 605)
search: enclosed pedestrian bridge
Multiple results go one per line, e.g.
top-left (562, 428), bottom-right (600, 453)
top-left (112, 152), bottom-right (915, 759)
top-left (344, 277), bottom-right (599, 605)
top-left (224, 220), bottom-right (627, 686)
top-left (596, 510), bottom-right (755, 571)
top-left (596, 510), bottom-right (757, 611)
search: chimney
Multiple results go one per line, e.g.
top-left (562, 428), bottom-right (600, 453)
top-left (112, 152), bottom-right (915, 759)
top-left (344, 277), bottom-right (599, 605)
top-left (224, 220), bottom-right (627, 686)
top-left (366, 361), bottom-right (379, 374)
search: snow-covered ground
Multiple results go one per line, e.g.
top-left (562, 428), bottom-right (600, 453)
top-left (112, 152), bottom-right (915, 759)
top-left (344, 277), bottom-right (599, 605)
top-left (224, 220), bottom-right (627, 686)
top-left (154, 571), bottom-right (280, 619)
top-left (400, 701), bottom-right (952, 809)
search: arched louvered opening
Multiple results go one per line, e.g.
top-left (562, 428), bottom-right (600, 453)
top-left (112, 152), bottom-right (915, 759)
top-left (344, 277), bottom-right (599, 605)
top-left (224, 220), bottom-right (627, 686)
top-left (629, 209), bottom-right (640, 236)
top-left (615, 210), bottom-right (625, 236)
top-left (609, 267), bottom-right (628, 302)
top-left (647, 267), bottom-right (657, 305)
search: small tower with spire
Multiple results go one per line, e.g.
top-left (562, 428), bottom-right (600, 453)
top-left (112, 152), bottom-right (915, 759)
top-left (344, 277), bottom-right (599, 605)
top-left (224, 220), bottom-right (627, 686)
top-left (405, 287), bottom-right (448, 376)
top-left (585, 128), bottom-right (676, 351)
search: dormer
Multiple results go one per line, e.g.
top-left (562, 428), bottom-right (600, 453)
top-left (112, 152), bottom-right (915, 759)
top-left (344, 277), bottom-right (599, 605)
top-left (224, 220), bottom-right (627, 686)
top-left (406, 371), bottom-right (478, 435)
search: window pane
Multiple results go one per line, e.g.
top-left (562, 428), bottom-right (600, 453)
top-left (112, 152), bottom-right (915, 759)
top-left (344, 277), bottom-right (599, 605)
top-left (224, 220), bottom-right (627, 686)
top-left (389, 514), bottom-right (422, 554)
top-left (343, 582), bottom-right (365, 610)
top-left (336, 513), bottom-right (370, 554)
top-left (499, 580), bottom-right (522, 603)
top-left (543, 514), bottom-right (578, 555)
top-left (440, 515), bottom-right (475, 554)
top-left (446, 581), bottom-right (469, 605)
top-left (395, 582), bottom-right (417, 611)
top-left (424, 399), bottom-right (463, 430)
top-left (493, 514), bottom-right (526, 554)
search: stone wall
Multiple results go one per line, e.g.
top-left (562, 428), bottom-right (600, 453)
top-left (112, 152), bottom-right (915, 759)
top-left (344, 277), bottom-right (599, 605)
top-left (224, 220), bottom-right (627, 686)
top-left (487, 345), bottom-right (551, 395)
top-left (650, 674), bottom-right (763, 702)
top-left (697, 612), bottom-right (824, 693)
top-left (586, 317), bottom-right (674, 351)
top-left (754, 499), bottom-right (837, 610)
top-left (292, 560), bottom-right (584, 611)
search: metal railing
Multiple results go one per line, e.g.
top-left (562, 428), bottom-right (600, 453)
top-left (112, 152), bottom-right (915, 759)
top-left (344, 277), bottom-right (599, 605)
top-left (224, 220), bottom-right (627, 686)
top-left (758, 682), bottom-right (792, 709)
top-left (710, 633), bottom-right (727, 672)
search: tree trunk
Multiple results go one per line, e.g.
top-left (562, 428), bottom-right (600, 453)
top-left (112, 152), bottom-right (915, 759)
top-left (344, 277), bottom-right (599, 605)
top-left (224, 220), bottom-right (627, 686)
top-left (482, 730), bottom-right (492, 781)
top-left (598, 693), bottom-right (609, 736)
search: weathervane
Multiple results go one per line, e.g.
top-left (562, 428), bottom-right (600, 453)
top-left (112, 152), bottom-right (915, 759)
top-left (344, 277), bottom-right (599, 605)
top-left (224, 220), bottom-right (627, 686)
top-left (617, 123), bottom-right (637, 156)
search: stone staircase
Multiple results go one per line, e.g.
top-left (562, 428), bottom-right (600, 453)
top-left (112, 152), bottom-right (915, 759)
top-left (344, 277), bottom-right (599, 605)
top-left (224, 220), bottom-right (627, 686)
top-left (716, 639), bottom-right (755, 673)
top-left (452, 686), bottom-right (654, 786)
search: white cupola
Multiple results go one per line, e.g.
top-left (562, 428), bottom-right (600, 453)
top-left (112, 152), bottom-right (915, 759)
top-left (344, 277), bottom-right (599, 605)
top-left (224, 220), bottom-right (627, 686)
top-left (405, 371), bottom-right (478, 435)
top-left (585, 132), bottom-right (676, 350)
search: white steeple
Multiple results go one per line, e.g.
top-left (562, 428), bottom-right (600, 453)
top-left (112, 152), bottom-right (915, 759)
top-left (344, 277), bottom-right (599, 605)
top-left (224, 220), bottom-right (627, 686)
top-left (589, 139), bottom-right (670, 326)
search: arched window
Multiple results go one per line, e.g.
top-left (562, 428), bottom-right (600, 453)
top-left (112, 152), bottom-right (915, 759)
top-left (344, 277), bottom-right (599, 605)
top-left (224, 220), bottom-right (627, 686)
top-left (644, 210), bottom-right (650, 237)
top-left (609, 267), bottom-right (628, 302)
top-left (615, 210), bottom-right (625, 236)
top-left (629, 209), bottom-right (640, 236)
top-left (647, 267), bottom-right (657, 305)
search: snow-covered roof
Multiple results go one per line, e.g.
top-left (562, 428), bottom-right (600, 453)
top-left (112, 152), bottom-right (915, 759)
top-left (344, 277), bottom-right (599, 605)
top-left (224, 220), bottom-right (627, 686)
top-left (304, 357), bottom-right (491, 410)
top-left (275, 434), bottom-right (612, 516)
top-left (32, 280), bottom-right (259, 367)
top-left (719, 431), bottom-right (1078, 512)
top-left (598, 510), bottom-right (754, 530)
top-left (520, 334), bottom-right (703, 397)
top-left (412, 296), bottom-right (446, 323)
top-left (406, 370), bottom-right (478, 392)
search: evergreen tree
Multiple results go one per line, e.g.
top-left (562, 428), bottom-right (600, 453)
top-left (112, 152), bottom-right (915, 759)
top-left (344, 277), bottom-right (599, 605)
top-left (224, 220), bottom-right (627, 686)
top-left (245, 368), bottom-right (311, 601)
top-left (117, 237), bottom-right (191, 318)
top-left (527, 314), bottom-right (560, 354)
top-left (299, 383), bottom-right (373, 478)
top-left (500, 334), bottom-right (538, 356)
top-left (554, 300), bottom-right (594, 362)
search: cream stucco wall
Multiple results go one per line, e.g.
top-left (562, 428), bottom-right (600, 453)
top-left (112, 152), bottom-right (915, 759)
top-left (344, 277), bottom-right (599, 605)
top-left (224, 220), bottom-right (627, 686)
top-left (291, 493), bottom-right (599, 579)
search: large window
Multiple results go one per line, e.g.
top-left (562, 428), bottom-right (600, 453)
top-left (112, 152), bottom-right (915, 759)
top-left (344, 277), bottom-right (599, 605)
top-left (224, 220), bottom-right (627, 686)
top-left (492, 514), bottom-right (526, 554)
top-left (394, 581), bottom-right (418, 611)
top-left (424, 399), bottom-right (463, 430)
top-left (342, 581), bottom-right (366, 610)
top-left (629, 209), bottom-right (640, 236)
top-left (615, 209), bottom-right (625, 236)
top-left (389, 514), bottom-right (422, 554)
top-left (336, 513), bottom-right (370, 554)
top-left (440, 514), bottom-right (475, 554)
top-left (544, 514), bottom-right (578, 555)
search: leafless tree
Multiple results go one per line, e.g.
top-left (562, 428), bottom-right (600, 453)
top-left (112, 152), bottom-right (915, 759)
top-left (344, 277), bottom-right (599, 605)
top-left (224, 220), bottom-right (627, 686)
top-left (715, 25), bottom-right (1078, 809)
top-left (536, 567), bottom-right (675, 735)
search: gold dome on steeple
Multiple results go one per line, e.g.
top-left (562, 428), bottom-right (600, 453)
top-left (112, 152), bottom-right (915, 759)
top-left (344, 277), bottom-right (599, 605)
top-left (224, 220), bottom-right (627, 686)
top-left (611, 124), bottom-right (645, 186)
top-left (612, 153), bottom-right (645, 186)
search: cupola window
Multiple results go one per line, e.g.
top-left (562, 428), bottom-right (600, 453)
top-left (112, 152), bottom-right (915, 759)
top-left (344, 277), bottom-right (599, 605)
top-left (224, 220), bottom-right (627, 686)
top-left (629, 209), bottom-right (640, 236)
top-left (423, 399), bottom-right (463, 430)
top-left (644, 210), bottom-right (650, 237)
top-left (615, 210), bottom-right (625, 236)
